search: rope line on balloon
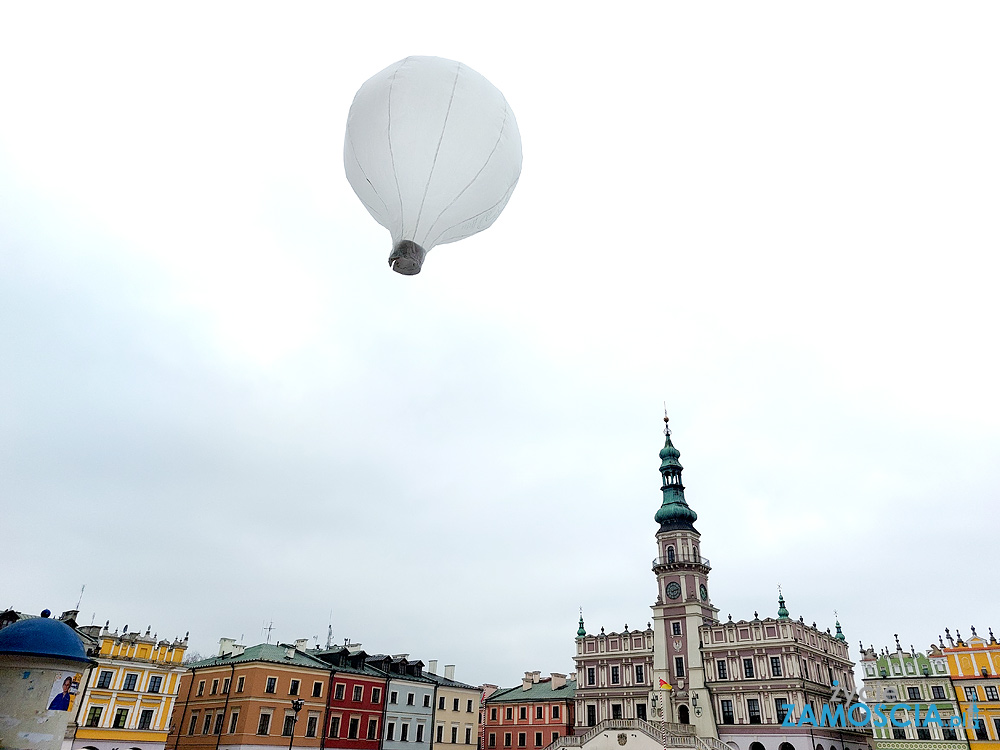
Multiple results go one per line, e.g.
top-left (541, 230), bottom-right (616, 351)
top-left (346, 135), bottom-right (391, 217)
top-left (428, 179), bottom-right (519, 249)
top-left (413, 62), bottom-right (462, 241)
top-left (423, 102), bottom-right (512, 245)
top-left (387, 58), bottom-right (410, 237)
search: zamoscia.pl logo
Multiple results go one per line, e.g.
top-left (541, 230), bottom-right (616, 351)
top-left (779, 681), bottom-right (978, 728)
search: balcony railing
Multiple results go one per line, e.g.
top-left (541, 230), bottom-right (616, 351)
top-left (652, 555), bottom-right (711, 569)
top-left (549, 719), bottom-right (697, 750)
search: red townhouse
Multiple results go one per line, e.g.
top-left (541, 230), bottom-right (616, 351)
top-left (484, 672), bottom-right (576, 750)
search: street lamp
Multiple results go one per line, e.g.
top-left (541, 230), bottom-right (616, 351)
top-left (289, 699), bottom-right (304, 750)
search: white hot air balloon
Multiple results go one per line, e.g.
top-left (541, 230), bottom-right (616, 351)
top-left (344, 56), bottom-right (522, 275)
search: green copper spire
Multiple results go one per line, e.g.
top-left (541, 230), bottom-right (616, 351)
top-left (778, 591), bottom-right (789, 620)
top-left (835, 620), bottom-right (846, 641)
top-left (654, 413), bottom-right (698, 531)
top-left (577, 611), bottom-right (586, 637)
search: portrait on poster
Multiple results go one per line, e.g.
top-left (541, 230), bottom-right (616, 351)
top-left (47, 672), bottom-right (81, 711)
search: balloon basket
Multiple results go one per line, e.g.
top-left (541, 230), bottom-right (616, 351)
top-left (389, 240), bottom-right (426, 275)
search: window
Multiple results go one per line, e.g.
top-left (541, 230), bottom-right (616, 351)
top-left (672, 623), bottom-right (682, 636)
top-left (313, 681), bottom-right (323, 697)
top-left (721, 700), bottom-right (734, 725)
top-left (349, 717), bottom-right (360, 739)
top-left (86, 706), bottom-right (103, 727)
top-left (489, 733), bottom-right (497, 747)
top-left (203, 712), bottom-right (213, 734)
top-left (417, 724), bottom-right (425, 742)
top-left (388, 723), bottom-right (397, 741)
top-left (391, 691), bottom-right (399, 704)
top-left (188, 713), bottom-right (198, 735)
top-left (211, 678), bottom-right (219, 695)
top-left (491, 707), bottom-right (498, 721)
top-left (237, 675), bottom-right (245, 693)
top-left (916, 727), bottom-right (931, 740)
top-left (932, 685), bottom-right (946, 699)
top-left (586, 705), bottom-right (596, 727)
top-left (468, 700), bottom-right (475, 713)
top-left (425, 694), bottom-right (431, 707)
top-left (747, 699), bottom-right (761, 725)
top-left (441, 697), bottom-right (447, 710)
top-left (266, 677), bottom-right (277, 694)
top-left (771, 657), bottom-right (782, 677)
top-left (828, 667), bottom-right (834, 685)
top-left (612, 704), bottom-right (622, 719)
top-left (282, 714), bottom-right (296, 737)
top-left (675, 657), bottom-right (685, 677)
top-left (222, 677), bottom-right (230, 694)
top-left (438, 726), bottom-right (444, 742)
top-left (229, 710), bottom-right (240, 734)
top-left (506, 707), bottom-right (513, 720)
top-left (743, 659), bottom-right (754, 678)
top-left (636, 704), bottom-right (646, 721)
top-left (635, 665), bottom-right (644, 684)
top-left (335, 683), bottom-right (346, 700)
top-left (214, 712), bottom-right (225, 734)
top-left (667, 546), bottom-right (675, 563)
top-left (892, 727), bottom-right (906, 740)
top-left (402, 723), bottom-right (410, 742)
top-left (801, 661), bottom-right (809, 680)
top-left (197, 680), bottom-right (205, 696)
top-left (454, 698), bottom-right (461, 711)
top-left (908, 687), bottom-right (921, 701)
top-left (504, 732), bottom-right (512, 747)
top-left (994, 719), bottom-right (1000, 739)
top-left (123, 673), bottom-right (138, 691)
top-left (290, 679), bottom-right (300, 695)
top-left (775, 698), bottom-right (787, 724)
top-left (987, 686), bottom-right (1000, 701)
top-left (611, 666), bottom-right (620, 684)
top-left (552, 733), bottom-right (560, 743)
top-left (536, 706), bottom-right (544, 719)
top-left (408, 692), bottom-right (416, 706)
top-left (353, 685), bottom-right (363, 701)
top-left (260, 711), bottom-right (276, 736)
top-left (518, 732), bottom-right (526, 747)
top-left (453, 726), bottom-right (460, 743)
top-left (966, 687), bottom-right (979, 701)
top-left (975, 720), bottom-right (989, 741)
top-left (369, 719), bottom-right (379, 740)
top-left (717, 660), bottom-right (728, 679)
top-left (373, 687), bottom-right (382, 703)
top-left (943, 725), bottom-right (957, 741)
top-left (519, 707), bottom-right (527, 720)
top-left (307, 716), bottom-right (319, 738)
top-left (96, 671), bottom-right (113, 689)
top-left (535, 732), bottom-right (543, 746)
top-left (587, 668), bottom-right (596, 686)
top-left (552, 705), bottom-right (560, 719)
top-left (329, 716), bottom-right (341, 737)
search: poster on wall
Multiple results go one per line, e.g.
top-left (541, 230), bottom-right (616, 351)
top-left (47, 671), bottom-right (82, 712)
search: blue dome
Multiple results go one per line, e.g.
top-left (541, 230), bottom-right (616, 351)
top-left (0, 615), bottom-right (91, 664)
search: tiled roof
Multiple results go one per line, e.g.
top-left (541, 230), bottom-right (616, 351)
top-left (423, 671), bottom-right (480, 691)
top-left (486, 679), bottom-right (577, 703)
top-left (188, 644), bottom-right (330, 670)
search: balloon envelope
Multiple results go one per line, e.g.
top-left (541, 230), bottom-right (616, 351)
top-left (344, 56), bottom-right (522, 274)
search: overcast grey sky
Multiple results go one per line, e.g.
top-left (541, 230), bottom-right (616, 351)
top-left (2, 3), bottom-right (998, 688)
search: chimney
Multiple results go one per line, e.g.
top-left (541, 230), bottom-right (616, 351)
top-left (295, 639), bottom-right (309, 652)
top-left (285, 646), bottom-right (295, 659)
top-left (522, 672), bottom-right (532, 691)
top-left (444, 665), bottom-right (456, 680)
top-left (532, 671), bottom-right (541, 683)
top-left (550, 673), bottom-right (566, 689)
top-left (428, 660), bottom-right (438, 675)
top-left (219, 637), bottom-right (236, 656)
top-left (232, 643), bottom-right (245, 656)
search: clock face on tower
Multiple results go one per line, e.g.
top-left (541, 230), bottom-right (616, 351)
top-left (700, 584), bottom-right (708, 601)
top-left (666, 582), bottom-right (682, 600)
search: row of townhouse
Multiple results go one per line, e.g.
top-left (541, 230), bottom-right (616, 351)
top-left (165, 638), bottom-right (482, 750)
top-left (861, 627), bottom-right (1000, 750)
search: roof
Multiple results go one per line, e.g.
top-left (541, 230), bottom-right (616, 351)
top-left (486, 679), bottom-right (577, 703)
top-left (423, 671), bottom-right (481, 691)
top-left (188, 643), bottom-right (330, 670)
top-left (0, 611), bottom-right (94, 665)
